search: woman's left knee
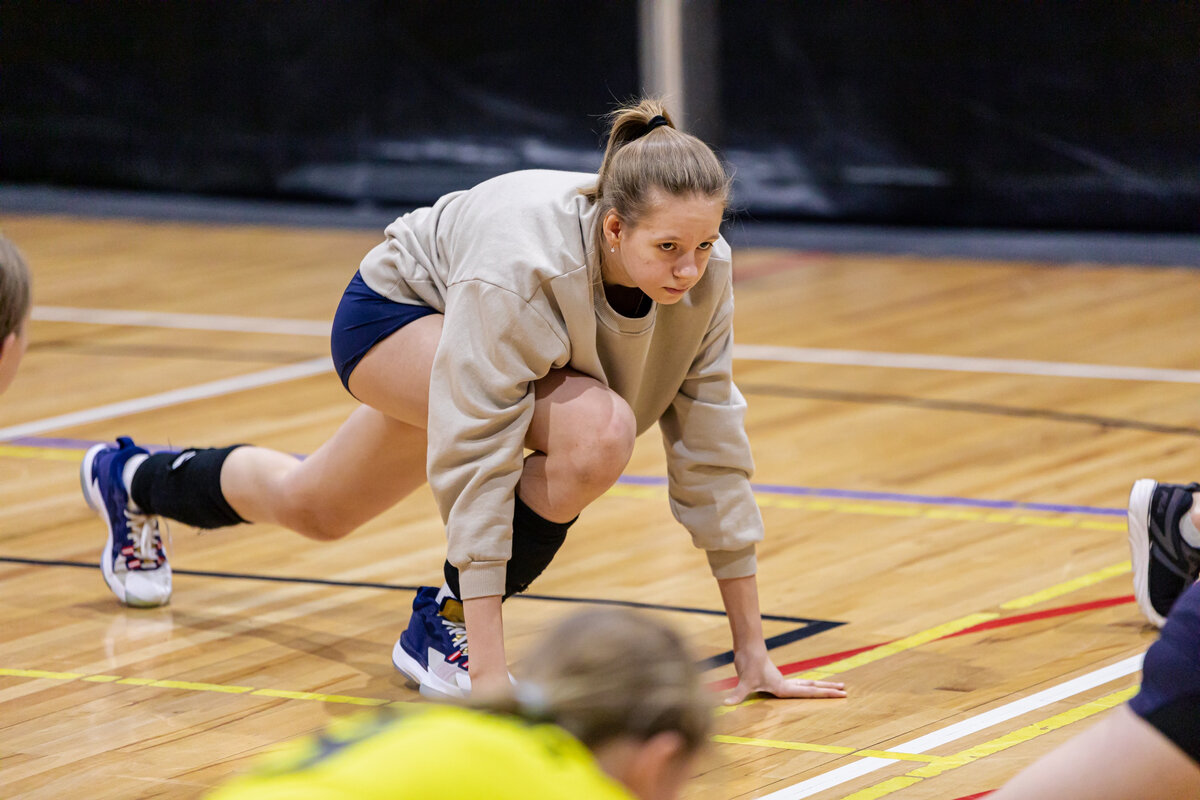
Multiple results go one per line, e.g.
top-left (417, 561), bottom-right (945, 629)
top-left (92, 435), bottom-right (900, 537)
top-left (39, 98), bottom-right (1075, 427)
top-left (565, 392), bottom-right (636, 490)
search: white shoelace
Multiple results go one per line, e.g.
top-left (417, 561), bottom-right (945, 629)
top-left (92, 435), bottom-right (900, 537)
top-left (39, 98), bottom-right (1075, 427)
top-left (124, 510), bottom-right (170, 569)
top-left (441, 617), bottom-right (469, 658)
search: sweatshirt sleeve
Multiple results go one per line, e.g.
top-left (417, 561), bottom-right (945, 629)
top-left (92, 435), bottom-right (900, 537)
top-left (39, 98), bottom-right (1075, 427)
top-left (658, 279), bottom-right (764, 580)
top-left (426, 279), bottom-right (569, 599)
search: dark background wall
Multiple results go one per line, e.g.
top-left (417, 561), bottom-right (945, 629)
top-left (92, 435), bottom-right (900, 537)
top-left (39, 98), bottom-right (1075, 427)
top-left (3, 1), bottom-right (1197, 232)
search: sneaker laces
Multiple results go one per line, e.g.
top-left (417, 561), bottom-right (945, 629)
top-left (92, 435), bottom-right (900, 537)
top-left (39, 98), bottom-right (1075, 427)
top-left (440, 616), bottom-right (469, 665)
top-left (123, 510), bottom-right (170, 570)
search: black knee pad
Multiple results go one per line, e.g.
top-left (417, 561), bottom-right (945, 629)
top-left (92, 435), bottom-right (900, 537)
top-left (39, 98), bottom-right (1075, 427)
top-left (130, 445), bottom-right (248, 529)
top-left (443, 495), bottom-right (577, 600)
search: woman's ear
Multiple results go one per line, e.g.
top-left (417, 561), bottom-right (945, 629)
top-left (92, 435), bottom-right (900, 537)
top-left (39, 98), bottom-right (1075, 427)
top-left (602, 210), bottom-right (625, 249)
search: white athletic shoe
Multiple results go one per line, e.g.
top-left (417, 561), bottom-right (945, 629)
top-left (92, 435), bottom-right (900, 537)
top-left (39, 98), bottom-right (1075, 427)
top-left (392, 587), bottom-right (471, 699)
top-left (81, 437), bottom-right (172, 608)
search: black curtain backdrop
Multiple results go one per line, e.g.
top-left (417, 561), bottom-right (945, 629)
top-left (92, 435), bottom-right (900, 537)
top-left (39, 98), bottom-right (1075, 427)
top-left (3, 2), bottom-right (1197, 231)
top-left (720, 2), bottom-right (1200, 230)
top-left (2, 2), bottom-right (638, 203)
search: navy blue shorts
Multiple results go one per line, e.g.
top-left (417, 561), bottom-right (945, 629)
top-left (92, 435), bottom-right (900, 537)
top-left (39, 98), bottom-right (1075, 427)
top-left (1129, 579), bottom-right (1200, 764)
top-left (330, 271), bottom-right (439, 394)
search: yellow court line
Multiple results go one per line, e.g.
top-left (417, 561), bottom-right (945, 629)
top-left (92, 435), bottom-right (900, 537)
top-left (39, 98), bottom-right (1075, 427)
top-left (1001, 561), bottom-right (1132, 610)
top-left (0, 444), bottom-right (83, 462)
top-left (714, 698), bottom-right (762, 716)
top-left (0, 668), bottom-right (84, 680)
top-left (153, 679), bottom-right (255, 694)
top-left (712, 735), bottom-right (949, 764)
top-left (835, 685), bottom-right (1139, 800)
top-left (0, 667), bottom-right (397, 708)
top-left (799, 613), bottom-right (999, 681)
top-left (251, 688), bottom-right (389, 706)
top-left (604, 485), bottom-right (1126, 532)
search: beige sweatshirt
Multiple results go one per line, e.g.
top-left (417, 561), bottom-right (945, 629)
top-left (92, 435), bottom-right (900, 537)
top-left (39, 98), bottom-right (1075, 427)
top-left (358, 170), bottom-right (764, 599)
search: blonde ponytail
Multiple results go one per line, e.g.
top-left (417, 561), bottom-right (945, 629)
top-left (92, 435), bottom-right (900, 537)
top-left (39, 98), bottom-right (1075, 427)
top-left (583, 98), bottom-right (731, 229)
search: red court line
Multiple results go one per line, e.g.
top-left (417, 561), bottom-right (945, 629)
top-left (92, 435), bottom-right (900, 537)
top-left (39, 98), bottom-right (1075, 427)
top-left (712, 594), bottom-right (1135, 689)
top-left (951, 793), bottom-right (993, 799)
top-left (707, 642), bottom-right (888, 691)
top-left (941, 595), bottom-right (1135, 639)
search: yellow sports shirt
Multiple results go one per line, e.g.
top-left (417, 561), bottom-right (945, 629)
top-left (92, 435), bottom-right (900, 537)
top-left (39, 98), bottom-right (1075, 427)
top-left (207, 704), bottom-right (635, 800)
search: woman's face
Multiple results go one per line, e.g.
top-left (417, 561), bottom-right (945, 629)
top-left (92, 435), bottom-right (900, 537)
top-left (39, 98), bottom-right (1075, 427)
top-left (602, 189), bottom-right (725, 305)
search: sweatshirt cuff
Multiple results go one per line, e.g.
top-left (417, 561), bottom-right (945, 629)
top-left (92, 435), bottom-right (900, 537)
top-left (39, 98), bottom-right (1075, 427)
top-left (456, 560), bottom-right (508, 600)
top-left (706, 545), bottom-right (757, 580)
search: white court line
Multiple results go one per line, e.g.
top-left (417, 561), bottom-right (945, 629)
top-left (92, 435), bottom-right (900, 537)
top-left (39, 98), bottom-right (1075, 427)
top-left (734, 344), bottom-right (1200, 385)
top-left (754, 652), bottom-right (1144, 799)
top-left (0, 357), bottom-right (334, 440)
top-left (33, 306), bottom-right (1200, 384)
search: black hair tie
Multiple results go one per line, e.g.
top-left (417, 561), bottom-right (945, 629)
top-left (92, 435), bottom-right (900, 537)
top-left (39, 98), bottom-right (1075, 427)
top-left (645, 115), bottom-right (670, 133)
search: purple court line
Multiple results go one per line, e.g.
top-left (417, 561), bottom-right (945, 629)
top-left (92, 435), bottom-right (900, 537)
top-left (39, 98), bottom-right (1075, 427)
top-left (13, 435), bottom-right (1125, 517)
top-left (616, 476), bottom-right (1125, 517)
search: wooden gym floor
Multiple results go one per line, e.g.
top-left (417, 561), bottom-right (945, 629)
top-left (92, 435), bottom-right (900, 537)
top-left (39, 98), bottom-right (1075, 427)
top-left (1, 212), bottom-right (1197, 799)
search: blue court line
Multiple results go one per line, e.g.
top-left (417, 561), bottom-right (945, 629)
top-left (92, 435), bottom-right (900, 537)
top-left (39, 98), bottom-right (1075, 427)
top-left (12, 435), bottom-right (1126, 517)
top-left (698, 622), bottom-right (843, 671)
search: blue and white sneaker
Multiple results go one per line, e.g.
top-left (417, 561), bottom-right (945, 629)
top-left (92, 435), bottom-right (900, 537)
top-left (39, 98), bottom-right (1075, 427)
top-left (1128, 479), bottom-right (1200, 627)
top-left (81, 437), bottom-right (172, 608)
top-left (392, 587), bottom-right (471, 699)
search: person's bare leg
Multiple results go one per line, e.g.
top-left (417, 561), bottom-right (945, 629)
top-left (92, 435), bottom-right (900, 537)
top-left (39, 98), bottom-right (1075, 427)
top-left (991, 706), bottom-right (1200, 800)
top-left (214, 312), bottom-right (635, 542)
top-left (218, 407), bottom-right (428, 539)
top-left (216, 313), bottom-right (443, 540)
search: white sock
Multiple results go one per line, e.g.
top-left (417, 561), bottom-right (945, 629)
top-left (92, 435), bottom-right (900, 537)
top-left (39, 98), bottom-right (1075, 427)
top-left (1181, 506), bottom-right (1200, 549)
top-left (435, 582), bottom-right (458, 605)
top-left (122, 454), bottom-right (148, 511)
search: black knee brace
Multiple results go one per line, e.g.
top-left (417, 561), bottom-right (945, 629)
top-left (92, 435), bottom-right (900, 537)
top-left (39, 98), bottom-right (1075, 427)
top-left (444, 495), bottom-right (577, 600)
top-left (130, 446), bottom-right (248, 529)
